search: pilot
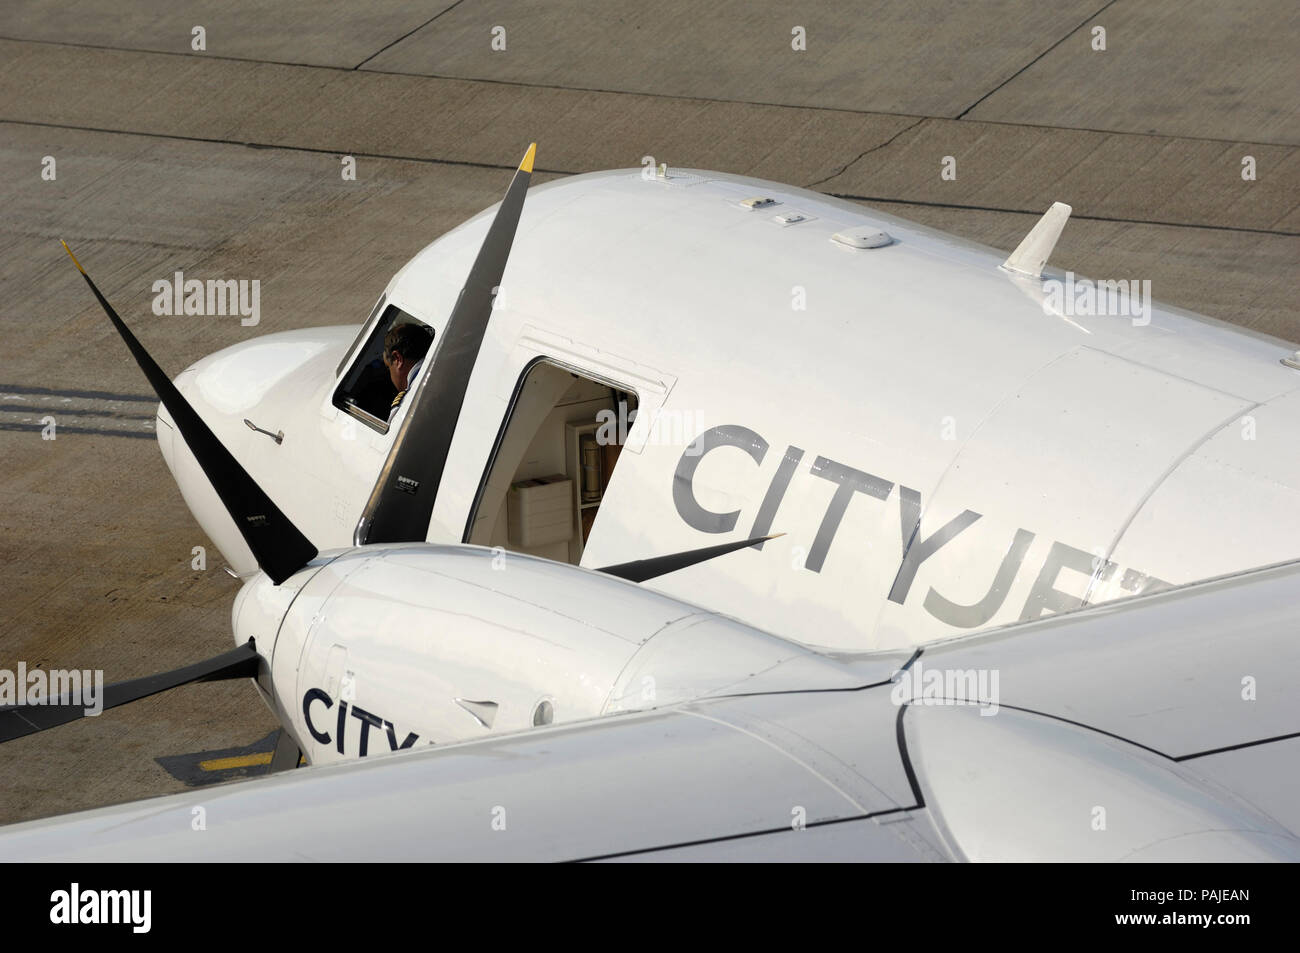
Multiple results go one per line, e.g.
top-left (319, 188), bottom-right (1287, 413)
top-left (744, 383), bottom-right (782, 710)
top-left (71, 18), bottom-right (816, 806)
top-left (383, 322), bottom-right (434, 423)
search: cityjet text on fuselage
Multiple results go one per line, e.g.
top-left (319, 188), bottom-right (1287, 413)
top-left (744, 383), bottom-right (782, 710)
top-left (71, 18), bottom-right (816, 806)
top-left (672, 424), bottom-right (1166, 629)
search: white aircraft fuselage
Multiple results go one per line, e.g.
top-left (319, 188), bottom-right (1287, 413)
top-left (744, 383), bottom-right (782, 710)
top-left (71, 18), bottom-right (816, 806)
top-left (157, 168), bottom-right (1300, 654)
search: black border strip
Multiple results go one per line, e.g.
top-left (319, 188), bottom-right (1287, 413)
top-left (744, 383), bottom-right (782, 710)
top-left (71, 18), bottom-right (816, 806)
top-left (1174, 729), bottom-right (1300, 762)
top-left (895, 703), bottom-right (925, 808)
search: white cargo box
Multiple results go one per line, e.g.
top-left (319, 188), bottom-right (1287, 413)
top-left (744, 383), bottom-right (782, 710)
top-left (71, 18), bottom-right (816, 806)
top-left (507, 475), bottom-right (575, 548)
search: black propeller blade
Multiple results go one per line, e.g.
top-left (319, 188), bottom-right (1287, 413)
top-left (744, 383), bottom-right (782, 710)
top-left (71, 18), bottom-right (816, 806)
top-left (62, 242), bottom-right (318, 584)
top-left (596, 534), bottom-right (780, 583)
top-left (355, 144), bottom-right (536, 546)
top-left (268, 728), bottom-right (304, 773)
top-left (0, 642), bottom-right (259, 744)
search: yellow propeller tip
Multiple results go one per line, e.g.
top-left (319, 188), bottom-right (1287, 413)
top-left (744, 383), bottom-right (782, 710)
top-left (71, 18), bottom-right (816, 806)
top-left (764, 532), bottom-right (786, 540)
top-left (60, 240), bottom-right (85, 274)
top-left (519, 142), bottom-right (536, 174)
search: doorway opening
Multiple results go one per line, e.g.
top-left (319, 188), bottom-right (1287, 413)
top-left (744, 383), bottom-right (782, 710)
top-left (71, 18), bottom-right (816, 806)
top-left (466, 360), bottom-right (638, 565)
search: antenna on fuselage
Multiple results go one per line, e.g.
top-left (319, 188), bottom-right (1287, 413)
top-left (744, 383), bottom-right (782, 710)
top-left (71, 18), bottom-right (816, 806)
top-left (1002, 202), bottom-right (1072, 279)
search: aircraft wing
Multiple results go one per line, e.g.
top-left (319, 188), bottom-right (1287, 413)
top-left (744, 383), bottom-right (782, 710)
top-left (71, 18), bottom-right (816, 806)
top-left (1, 560), bottom-right (1297, 862)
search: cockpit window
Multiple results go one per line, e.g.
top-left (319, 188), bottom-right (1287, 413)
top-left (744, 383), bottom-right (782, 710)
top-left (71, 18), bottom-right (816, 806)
top-left (332, 304), bottom-right (432, 432)
top-left (337, 295), bottom-right (387, 378)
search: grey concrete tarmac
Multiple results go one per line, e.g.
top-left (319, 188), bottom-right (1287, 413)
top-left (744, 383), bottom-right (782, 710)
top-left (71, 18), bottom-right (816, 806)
top-left (0, 1), bottom-right (1295, 826)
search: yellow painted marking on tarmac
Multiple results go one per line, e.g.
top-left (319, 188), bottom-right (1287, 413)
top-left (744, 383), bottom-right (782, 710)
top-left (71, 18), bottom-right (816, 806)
top-left (519, 142), bottom-right (536, 173)
top-left (60, 240), bottom-right (86, 274)
top-left (199, 751), bottom-right (273, 771)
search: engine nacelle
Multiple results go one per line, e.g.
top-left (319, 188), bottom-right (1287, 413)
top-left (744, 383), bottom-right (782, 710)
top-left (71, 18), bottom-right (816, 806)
top-left (233, 544), bottom-right (834, 764)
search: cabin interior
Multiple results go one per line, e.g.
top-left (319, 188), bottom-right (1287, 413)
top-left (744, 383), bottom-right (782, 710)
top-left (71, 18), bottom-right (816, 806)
top-left (467, 360), bottom-right (637, 565)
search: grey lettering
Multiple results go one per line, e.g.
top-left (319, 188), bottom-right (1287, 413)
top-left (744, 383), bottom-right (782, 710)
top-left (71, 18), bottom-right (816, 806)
top-left (206, 278), bottom-right (238, 316)
top-left (888, 486), bottom-right (982, 604)
top-left (924, 529), bottom-right (1035, 627)
top-left (1119, 567), bottom-right (1170, 595)
top-left (805, 456), bottom-right (892, 573)
top-left (749, 445), bottom-right (804, 548)
top-left (1021, 542), bottom-right (1116, 621)
top-left (672, 425), bottom-right (768, 533)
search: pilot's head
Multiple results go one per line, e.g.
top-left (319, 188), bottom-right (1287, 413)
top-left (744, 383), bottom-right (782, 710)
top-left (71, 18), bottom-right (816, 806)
top-left (383, 322), bottom-right (434, 391)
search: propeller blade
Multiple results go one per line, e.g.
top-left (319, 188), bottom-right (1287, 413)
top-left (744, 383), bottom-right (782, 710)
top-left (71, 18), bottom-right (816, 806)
top-left (0, 642), bottom-right (260, 744)
top-left (61, 242), bottom-right (318, 584)
top-left (596, 534), bottom-right (780, 583)
top-left (355, 143), bottom-right (537, 546)
top-left (268, 728), bottom-right (303, 773)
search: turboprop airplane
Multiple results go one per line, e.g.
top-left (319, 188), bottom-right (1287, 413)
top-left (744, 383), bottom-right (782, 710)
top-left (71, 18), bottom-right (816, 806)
top-left (0, 146), bottom-right (1296, 861)
top-left (150, 150), bottom-right (1300, 656)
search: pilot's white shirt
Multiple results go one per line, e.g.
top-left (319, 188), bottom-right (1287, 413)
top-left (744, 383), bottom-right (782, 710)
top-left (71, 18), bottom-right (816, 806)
top-left (387, 357), bottom-right (425, 423)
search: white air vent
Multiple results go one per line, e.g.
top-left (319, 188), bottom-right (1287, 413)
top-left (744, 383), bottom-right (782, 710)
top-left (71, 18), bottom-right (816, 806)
top-left (773, 211), bottom-right (810, 226)
top-left (832, 227), bottom-right (893, 249)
